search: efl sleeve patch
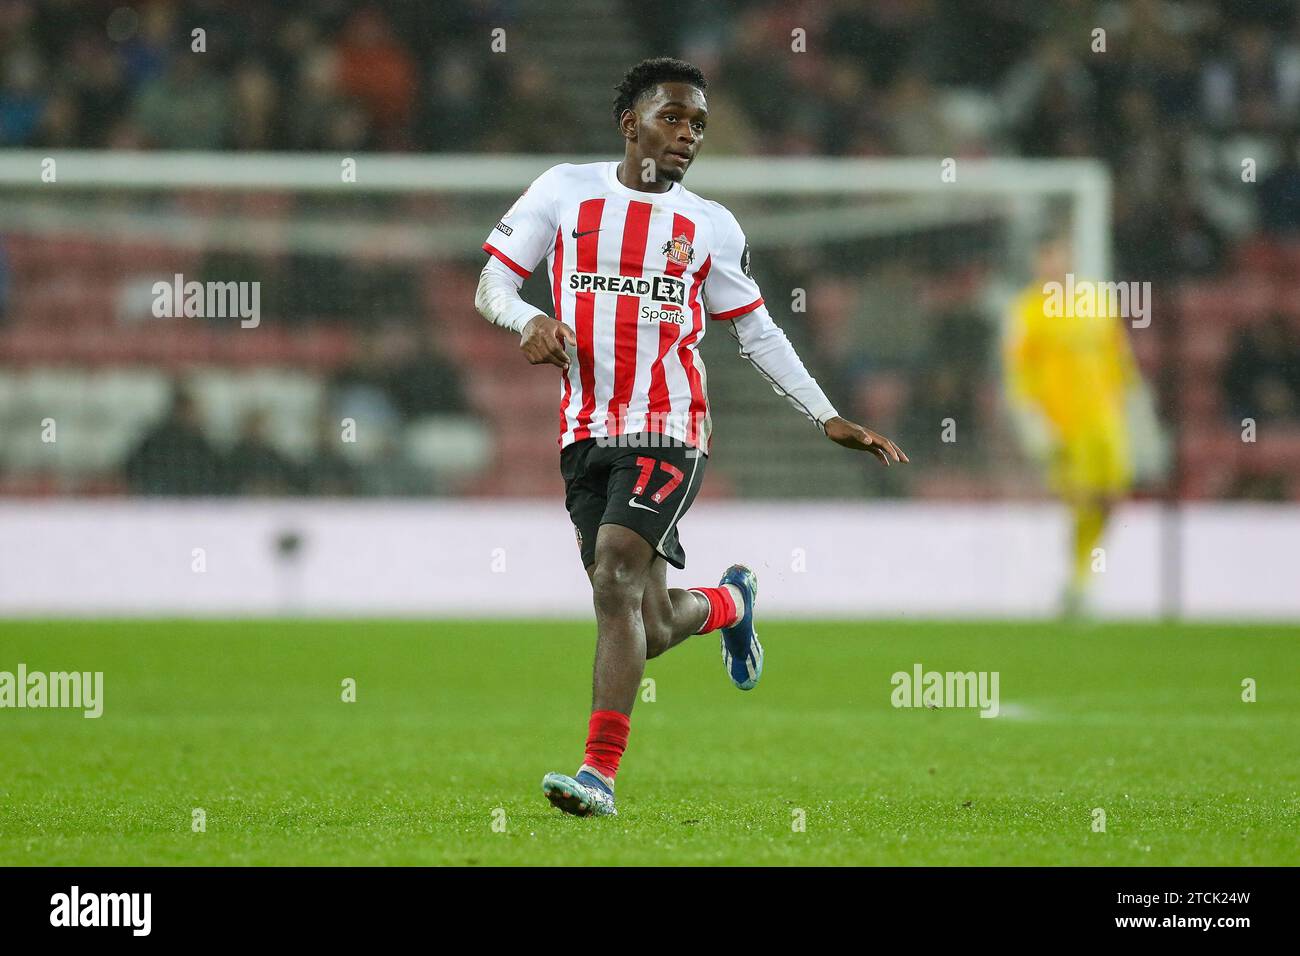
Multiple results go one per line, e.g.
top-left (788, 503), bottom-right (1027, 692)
top-left (482, 172), bottom-right (558, 275)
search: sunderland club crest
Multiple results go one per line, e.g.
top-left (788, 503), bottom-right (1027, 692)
top-left (661, 233), bottom-right (695, 266)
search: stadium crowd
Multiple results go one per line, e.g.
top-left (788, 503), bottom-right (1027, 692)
top-left (1, 0), bottom-right (1298, 497)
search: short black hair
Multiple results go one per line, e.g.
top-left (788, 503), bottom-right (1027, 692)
top-left (613, 57), bottom-right (707, 125)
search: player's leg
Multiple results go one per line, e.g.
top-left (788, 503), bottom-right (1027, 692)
top-left (612, 443), bottom-right (757, 682)
top-left (1067, 493), bottom-right (1106, 597)
top-left (542, 522), bottom-right (652, 817)
top-left (588, 522), bottom-right (657, 714)
top-left (640, 556), bottom-right (752, 664)
top-left (1062, 427), bottom-right (1128, 616)
top-left (543, 441), bottom-right (628, 816)
top-left (1074, 495), bottom-right (1109, 574)
top-left (543, 437), bottom-right (749, 816)
top-left (1056, 435), bottom-right (1094, 614)
top-left (591, 550), bottom-right (742, 669)
top-left (641, 556), bottom-right (708, 659)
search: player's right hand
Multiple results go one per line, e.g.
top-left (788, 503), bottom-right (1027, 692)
top-left (520, 314), bottom-right (577, 371)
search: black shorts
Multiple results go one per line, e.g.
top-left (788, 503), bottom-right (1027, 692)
top-left (560, 433), bottom-right (707, 571)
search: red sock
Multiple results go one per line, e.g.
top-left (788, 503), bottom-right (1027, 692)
top-left (583, 710), bottom-right (631, 781)
top-left (691, 586), bottom-right (737, 634)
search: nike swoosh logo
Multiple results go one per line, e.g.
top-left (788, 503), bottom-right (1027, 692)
top-left (627, 497), bottom-right (658, 513)
top-left (571, 228), bottom-right (602, 239)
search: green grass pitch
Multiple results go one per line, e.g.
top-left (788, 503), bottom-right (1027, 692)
top-left (1, 619), bottom-right (1297, 866)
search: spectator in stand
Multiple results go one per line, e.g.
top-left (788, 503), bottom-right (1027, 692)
top-left (999, 37), bottom-right (1096, 157)
top-left (479, 59), bottom-right (575, 154)
top-left (837, 257), bottom-right (930, 389)
top-left (302, 414), bottom-right (358, 496)
top-left (1258, 130), bottom-right (1300, 235)
top-left (716, 7), bottom-right (793, 147)
top-left (1201, 24), bottom-right (1300, 131)
top-left (883, 68), bottom-right (962, 157)
top-left (229, 59), bottom-right (280, 151)
top-left (900, 309), bottom-right (990, 465)
top-left (332, 322), bottom-right (468, 421)
top-left (334, 5), bottom-right (416, 150)
top-left (132, 53), bottom-right (229, 149)
top-left (222, 409), bottom-right (301, 496)
top-left (380, 327), bottom-right (470, 419)
top-left (34, 86), bottom-right (78, 148)
top-left (824, 0), bottom-right (940, 91)
top-left (1164, 175), bottom-right (1228, 278)
top-left (123, 387), bottom-right (224, 496)
top-left (1116, 161), bottom-right (1226, 281)
top-left (64, 34), bottom-right (130, 147)
top-left (117, 0), bottom-right (175, 90)
top-left (285, 44), bottom-right (373, 152)
top-left (420, 48), bottom-right (488, 152)
top-left (0, 48), bottom-right (46, 146)
top-left (357, 433), bottom-right (434, 497)
top-left (1224, 313), bottom-right (1300, 422)
top-left (0, 0), bottom-right (1266, 169)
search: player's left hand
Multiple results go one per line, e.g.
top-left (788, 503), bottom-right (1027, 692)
top-left (823, 416), bottom-right (909, 466)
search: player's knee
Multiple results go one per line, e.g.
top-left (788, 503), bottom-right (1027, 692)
top-left (590, 551), bottom-right (646, 610)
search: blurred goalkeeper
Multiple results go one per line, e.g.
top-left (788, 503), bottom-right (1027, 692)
top-left (1004, 233), bottom-right (1144, 617)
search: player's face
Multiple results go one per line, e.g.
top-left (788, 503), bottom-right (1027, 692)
top-left (1036, 238), bottom-right (1072, 280)
top-left (628, 82), bottom-right (707, 183)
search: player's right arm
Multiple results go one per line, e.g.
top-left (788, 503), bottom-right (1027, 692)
top-left (476, 258), bottom-right (576, 370)
top-left (475, 165), bottom-right (577, 370)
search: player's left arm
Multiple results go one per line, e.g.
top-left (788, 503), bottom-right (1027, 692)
top-left (703, 207), bottom-right (905, 466)
top-left (727, 306), bottom-right (906, 465)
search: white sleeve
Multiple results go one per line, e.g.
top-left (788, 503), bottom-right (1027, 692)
top-left (703, 206), bottom-right (764, 321)
top-left (475, 256), bottom-right (545, 335)
top-left (482, 164), bottom-right (563, 278)
top-left (726, 303), bottom-right (839, 430)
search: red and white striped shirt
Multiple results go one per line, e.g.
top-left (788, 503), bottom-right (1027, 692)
top-left (482, 162), bottom-right (766, 452)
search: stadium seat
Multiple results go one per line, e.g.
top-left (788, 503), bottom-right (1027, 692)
top-left (404, 414), bottom-right (493, 479)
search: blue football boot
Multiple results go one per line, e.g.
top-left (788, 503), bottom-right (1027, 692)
top-left (719, 564), bottom-right (762, 690)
